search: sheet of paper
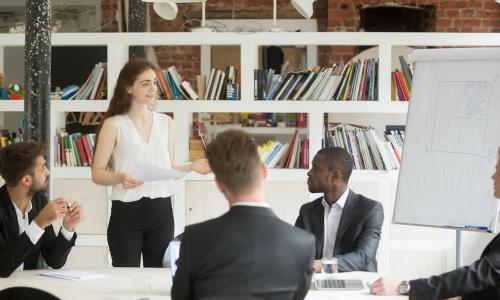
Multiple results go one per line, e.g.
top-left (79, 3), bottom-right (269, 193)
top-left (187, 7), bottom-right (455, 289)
top-left (39, 270), bottom-right (107, 281)
top-left (131, 161), bottom-right (187, 182)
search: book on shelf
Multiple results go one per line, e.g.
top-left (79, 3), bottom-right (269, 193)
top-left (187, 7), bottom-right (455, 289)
top-left (0, 129), bottom-right (24, 148)
top-left (196, 75), bottom-right (206, 100)
top-left (323, 123), bottom-right (405, 171)
top-left (69, 62), bottom-right (107, 100)
top-left (55, 129), bottom-right (96, 167)
top-left (194, 122), bottom-right (211, 150)
top-left (392, 55), bottom-right (413, 101)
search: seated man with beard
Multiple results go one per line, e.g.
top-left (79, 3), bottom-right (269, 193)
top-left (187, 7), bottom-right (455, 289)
top-left (0, 142), bottom-right (84, 277)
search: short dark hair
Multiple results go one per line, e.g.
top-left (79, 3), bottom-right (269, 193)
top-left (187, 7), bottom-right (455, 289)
top-left (206, 130), bottom-right (261, 195)
top-left (317, 147), bottom-right (353, 182)
top-left (0, 142), bottom-right (46, 187)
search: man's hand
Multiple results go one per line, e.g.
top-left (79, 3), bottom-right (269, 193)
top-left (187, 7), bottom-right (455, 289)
top-left (34, 198), bottom-right (68, 229)
top-left (313, 259), bottom-right (321, 273)
top-left (63, 201), bottom-right (84, 232)
top-left (369, 277), bottom-right (401, 295)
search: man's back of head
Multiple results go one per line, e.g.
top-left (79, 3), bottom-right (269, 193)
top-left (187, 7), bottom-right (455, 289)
top-left (205, 129), bottom-right (264, 203)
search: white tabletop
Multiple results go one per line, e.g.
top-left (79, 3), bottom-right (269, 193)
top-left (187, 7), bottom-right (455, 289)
top-left (0, 268), bottom-right (171, 300)
top-left (307, 272), bottom-right (408, 300)
top-left (0, 268), bottom-right (407, 300)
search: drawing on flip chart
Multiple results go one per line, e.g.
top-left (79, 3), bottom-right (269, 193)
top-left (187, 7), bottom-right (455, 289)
top-left (430, 80), bottom-right (493, 157)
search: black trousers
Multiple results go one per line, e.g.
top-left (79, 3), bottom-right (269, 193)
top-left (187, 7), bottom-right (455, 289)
top-left (108, 197), bottom-right (174, 267)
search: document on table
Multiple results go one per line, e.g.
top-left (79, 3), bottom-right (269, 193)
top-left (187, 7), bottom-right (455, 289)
top-left (131, 161), bottom-right (187, 182)
top-left (39, 270), bottom-right (107, 281)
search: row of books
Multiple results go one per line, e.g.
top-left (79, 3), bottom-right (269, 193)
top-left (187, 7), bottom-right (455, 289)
top-left (391, 55), bottom-right (413, 101)
top-left (156, 66), bottom-right (195, 100)
top-left (156, 66), bottom-right (239, 101)
top-left (0, 129), bottom-right (24, 148)
top-left (255, 65), bottom-right (341, 101)
top-left (334, 59), bottom-right (378, 101)
top-left (323, 124), bottom-right (405, 171)
top-left (254, 58), bottom-right (378, 101)
top-left (204, 66), bottom-right (239, 100)
top-left (54, 130), bottom-right (96, 167)
top-left (258, 130), bottom-right (309, 169)
top-left (69, 62), bottom-right (107, 100)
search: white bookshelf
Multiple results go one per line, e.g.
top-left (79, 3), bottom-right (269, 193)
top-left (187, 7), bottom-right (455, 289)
top-left (2, 31), bottom-right (500, 275)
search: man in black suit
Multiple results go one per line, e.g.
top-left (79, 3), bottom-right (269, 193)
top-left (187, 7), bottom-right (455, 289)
top-left (171, 130), bottom-right (315, 300)
top-left (295, 147), bottom-right (384, 272)
top-left (0, 142), bottom-right (84, 277)
top-left (370, 148), bottom-right (500, 299)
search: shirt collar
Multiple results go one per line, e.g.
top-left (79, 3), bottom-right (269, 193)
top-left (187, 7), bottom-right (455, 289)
top-left (321, 187), bottom-right (350, 209)
top-left (231, 201), bottom-right (270, 208)
top-left (11, 199), bottom-right (33, 220)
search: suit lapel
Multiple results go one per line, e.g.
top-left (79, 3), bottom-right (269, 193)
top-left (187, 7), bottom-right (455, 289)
top-left (334, 190), bottom-right (357, 253)
top-left (313, 199), bottom-right (325, 257)
top-left (0, 185), bottom-right (20, 236)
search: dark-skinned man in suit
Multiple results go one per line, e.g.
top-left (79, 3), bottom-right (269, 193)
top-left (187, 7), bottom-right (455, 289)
top-left (295, 147), bottom-right (384, 273)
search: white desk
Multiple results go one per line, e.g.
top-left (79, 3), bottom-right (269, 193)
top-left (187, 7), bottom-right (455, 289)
top-left (0, 268), bottom-right (171, 300)
top-left (307, 272), bottom-right (408, 300)
top-left (0, 268), bottom-right (407, 300)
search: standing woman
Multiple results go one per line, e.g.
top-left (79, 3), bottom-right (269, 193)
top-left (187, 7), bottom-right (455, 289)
top-left (91, 59), bottom-right (210, 267)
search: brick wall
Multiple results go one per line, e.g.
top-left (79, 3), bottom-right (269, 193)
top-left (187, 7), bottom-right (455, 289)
top-left (322, 0), bottom-right (500, 64)
top-left (328, 0), bottom-right (500, 33)
top-left (101, 0), bottom-right (500, 84)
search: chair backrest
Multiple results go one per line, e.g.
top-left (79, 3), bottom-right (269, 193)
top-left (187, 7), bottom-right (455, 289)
top-left (198, 296), bottom-right (263, 300)
top-left (198, 291), bottom-right (295, 300)
top-left (0, 286), bottom-right (61, 300)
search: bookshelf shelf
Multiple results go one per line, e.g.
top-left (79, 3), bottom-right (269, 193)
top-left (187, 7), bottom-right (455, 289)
top-left (52, 167), bottom-right (92, 179)
top-left (156, 100), bottom-right (408, 114)
top-left (52, 100), bottom-right (109, 112)
top-left (184, 169), bottom-right (398, 182)
top-left (185, 169), bottom-right (309, 181)
top-left (0, 100), bottom-right (24, 112)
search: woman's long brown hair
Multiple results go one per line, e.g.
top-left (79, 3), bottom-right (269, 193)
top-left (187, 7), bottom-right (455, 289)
top-left (96, 58), bottom-right (156, 139)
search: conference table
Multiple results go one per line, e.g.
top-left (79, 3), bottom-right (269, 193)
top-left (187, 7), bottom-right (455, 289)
top-left (0, 268), bottom-right (408, 300)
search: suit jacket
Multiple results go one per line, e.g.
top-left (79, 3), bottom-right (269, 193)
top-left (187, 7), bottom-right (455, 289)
top-left (295, 189), bottom-right (384, 272)
top-left (409, 232), bottom-right (500, 300)
top-left (0, 185), bottom-right (77, 277)
top-left (171, 205), bottom-right (315, 300)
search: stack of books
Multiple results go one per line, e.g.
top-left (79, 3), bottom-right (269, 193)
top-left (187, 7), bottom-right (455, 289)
top-left (69, 62), bottom-right (107, 100)
top-left (156, 66), bottom-right (198, 100)
top-left (204, 66), bottom-right (239, 100)
top-left (254, 58), bottom-right (378, 101)
top-left (55, 130), bottom-right (96, 167)
top-left (258, 130), bottom-right (309, 169)
top-left (156, 65), bottom-right (239, 101)
top-left (323, 124), bottom-right (404, 170)
top-left (392, 55), bottom-right (413, 101)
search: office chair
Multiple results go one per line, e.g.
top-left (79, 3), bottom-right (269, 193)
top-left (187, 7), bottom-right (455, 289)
top-left (0, 286), bottom-right (61, 300)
